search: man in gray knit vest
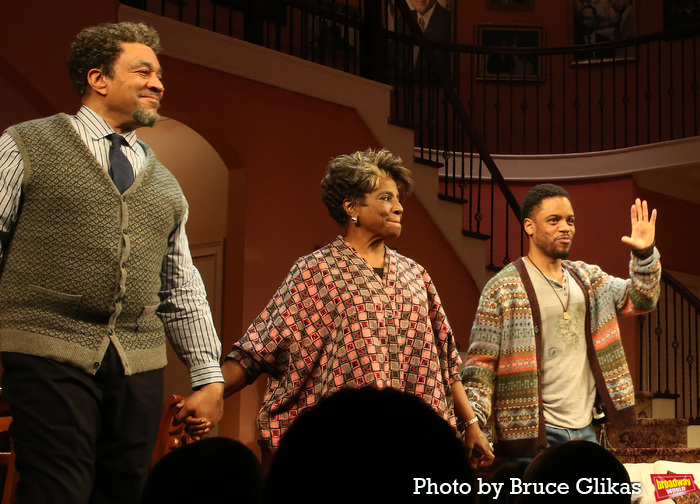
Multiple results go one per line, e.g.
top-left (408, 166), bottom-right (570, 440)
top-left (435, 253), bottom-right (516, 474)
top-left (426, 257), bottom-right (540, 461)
top-left (0, 22), bottom-right (224, 503)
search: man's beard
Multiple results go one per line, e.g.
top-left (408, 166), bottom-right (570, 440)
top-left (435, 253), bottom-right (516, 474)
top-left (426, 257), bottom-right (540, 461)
top-left (548, 247), bottom-right (572, 260)
top-left (533, 234), bottom-right (572, 260)
top-left (133, 106), bottom-right (160, 127)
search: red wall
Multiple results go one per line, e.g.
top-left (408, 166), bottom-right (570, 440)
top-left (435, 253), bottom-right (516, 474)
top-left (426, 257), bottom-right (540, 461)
top-left (134, 54), bottom-right (485, 446)
top-left (0, 0), bottom-right (692, 455)
top-left (447, 0), bottom-right (683, 156)
top-left (0, 0), bottom-right (482, 453)
top-left (457, 0), bottom-right (663, 46)
top-left (504, 177), bottom-right (697, 386)
top-left (637, 188), bottom-right (700, 276)
top-left (510, 178), bottom-right (636, 277)
top-left (155, 56), bottom-right (480, 354)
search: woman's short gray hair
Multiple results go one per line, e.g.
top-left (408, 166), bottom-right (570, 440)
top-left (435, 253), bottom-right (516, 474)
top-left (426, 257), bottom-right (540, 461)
top-left (321, 149), bottom-right (414, 227)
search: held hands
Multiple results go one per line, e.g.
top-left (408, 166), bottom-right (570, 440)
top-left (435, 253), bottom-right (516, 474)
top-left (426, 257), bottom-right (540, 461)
top-left (464, 422), bottom-right (495, 470)
top-left (173, 381), bottom-right (225, 441)
top-left (621, 198), bottom-right (657, 253)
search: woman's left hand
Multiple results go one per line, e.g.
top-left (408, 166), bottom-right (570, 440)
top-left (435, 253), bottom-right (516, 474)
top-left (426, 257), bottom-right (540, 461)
top-left (464, 422), bottom-right (495, 469)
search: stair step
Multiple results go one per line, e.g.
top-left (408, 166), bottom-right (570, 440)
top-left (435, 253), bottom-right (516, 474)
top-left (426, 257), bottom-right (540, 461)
top-left (386, 119), bottom-right (417, 131)
top-left (635, 390), bottom-right (654, 419)
top-left (413, 156), bottom-right (443, 168)
top-left (604, 418), bottom-right (689, 449)
top-left (462, 229), bottom-right (491, 241)
top-left (608, 447), bottom-right (700, 464)
top-left (437, 193), bottom-right (468, 205)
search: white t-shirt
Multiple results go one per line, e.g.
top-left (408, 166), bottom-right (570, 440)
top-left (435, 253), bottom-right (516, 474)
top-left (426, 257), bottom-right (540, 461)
top-left (524, 260), bottom-right (596, 429)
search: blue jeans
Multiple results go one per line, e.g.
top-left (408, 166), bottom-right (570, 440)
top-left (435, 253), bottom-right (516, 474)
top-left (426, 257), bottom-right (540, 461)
top-left (546, 423), bottom-right (598, 446)
top-left (502, 423), bottom-right (597, 464)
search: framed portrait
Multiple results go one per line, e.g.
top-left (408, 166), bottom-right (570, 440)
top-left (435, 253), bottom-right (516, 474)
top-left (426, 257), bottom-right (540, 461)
top-left (388, 0), bottom-right (454, 78)
top-left (663, 0), bottom-right (700, 31)
top-left (388, 0), bottom-right (453, 43)
top-left (387, 0), bottom-right (453, 32)
top-left (569, 0), bottom-right (636, 63)
top-left (486, 0), bottom-right (535, 11)
top-left (475, 24), bottom-right (544, 81)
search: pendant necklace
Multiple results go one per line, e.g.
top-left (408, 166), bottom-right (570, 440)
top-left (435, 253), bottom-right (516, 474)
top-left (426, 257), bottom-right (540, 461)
top-left (527, 255), bottom-right (570, 320)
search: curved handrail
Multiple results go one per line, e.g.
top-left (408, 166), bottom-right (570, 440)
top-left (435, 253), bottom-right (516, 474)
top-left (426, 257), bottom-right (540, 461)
top-left (408, 23), bottom-right (700, 56)
top-left (393, 0), bottom-right (522, 222)
top-left (663, 270), bottom-right (700, 311)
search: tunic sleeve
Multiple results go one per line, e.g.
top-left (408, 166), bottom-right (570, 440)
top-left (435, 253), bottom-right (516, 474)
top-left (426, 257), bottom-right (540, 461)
top-left (423, 269), bottom-right (461, 387)
top-left (227, 258), bottom-right (308, 384)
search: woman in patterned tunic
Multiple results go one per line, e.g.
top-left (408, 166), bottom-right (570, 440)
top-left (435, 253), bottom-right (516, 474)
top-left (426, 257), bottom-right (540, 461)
top-left (220, 149), bottom-right (494, 467)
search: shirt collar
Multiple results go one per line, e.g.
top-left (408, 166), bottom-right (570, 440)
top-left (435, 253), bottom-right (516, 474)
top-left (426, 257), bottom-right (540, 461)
top-left (416, 4), bottom-right (436, 26)
top-left (75, 105), bottom-right (139, 150)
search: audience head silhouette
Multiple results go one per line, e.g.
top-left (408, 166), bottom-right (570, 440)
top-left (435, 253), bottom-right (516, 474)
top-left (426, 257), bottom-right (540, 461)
top-left (514, 440), bottom-right (633, 504)
top-left (476, 461), bottom-right (529, 504)
top-left (140, 437), bottom-right (263, 504)
top-left (264, 386), bottom-right (474, 504)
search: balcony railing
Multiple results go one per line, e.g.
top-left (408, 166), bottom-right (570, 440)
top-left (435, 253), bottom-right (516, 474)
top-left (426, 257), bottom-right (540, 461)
top-left (123, 0), bottom-right (700, 422)
top-left (123, 0), bottom-right (700, 154)
top-left (392, 26), bottom-right (700, 158)
top-left (123, 0), bottom-right (699, 263)
top-left (639, 272), bottom-right (700, 423)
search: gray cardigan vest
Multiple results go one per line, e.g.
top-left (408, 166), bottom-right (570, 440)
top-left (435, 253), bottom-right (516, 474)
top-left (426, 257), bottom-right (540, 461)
top-left (0, 114), bottom-right (186, 375)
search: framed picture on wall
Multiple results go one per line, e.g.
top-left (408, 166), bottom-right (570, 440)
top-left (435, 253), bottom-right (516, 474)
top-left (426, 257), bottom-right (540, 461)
top-left (663, 0), bottom-right (700, 30)
top-left (569, 0), bottom-right (636, 63)
top-left (388, 0), bottom-right (454, 79)
top-left (475, 24), bottom-right (544, 81)
top-left (388, 0), bottom-right (453, 40)
top-left (486, 0), bottom-right (534, 11)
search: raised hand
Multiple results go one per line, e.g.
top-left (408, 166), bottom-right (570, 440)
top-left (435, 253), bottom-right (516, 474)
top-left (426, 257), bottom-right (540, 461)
top-left (621, 198), bottom-right (657, 252)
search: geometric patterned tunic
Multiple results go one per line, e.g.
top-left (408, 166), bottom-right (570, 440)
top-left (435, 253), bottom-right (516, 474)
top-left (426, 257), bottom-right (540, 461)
top-left (228, 235), bottom-right (461, 451)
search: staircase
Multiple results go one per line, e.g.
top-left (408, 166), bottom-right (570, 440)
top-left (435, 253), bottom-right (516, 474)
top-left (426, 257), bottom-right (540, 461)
top-left (603, 392), bottom-right (700, 464)
top-left (121, 0), bottom-right (700, 465)
top-left (475, 391), bottom-right (700, 480)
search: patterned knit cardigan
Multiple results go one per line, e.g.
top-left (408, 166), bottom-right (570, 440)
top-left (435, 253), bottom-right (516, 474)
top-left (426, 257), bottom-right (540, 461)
top-left (462, 250), bottom-right (661, 457)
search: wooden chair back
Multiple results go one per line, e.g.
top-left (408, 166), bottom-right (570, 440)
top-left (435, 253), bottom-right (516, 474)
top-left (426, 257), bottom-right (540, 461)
top-left (149, 394), bottom-right (192, 468)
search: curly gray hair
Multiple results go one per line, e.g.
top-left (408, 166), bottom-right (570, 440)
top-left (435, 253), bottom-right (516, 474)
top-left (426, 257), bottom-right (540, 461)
top-left (321, 149), bottom-right (414, 227)
top-left (68, 22), bottom-right (161, 96)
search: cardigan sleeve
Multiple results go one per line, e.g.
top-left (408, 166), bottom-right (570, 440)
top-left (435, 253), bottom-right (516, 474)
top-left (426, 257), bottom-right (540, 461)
top-left (580, 248), bottom-right (661, 317)
top-left (622, 247), bottom-right (661, 314)
top-left (461, 280), bottom-right (504, 425)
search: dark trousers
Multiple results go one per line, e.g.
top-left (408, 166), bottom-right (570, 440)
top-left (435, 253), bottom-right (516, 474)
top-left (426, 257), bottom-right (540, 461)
top-left (1, 345), bottom-right (163, 504)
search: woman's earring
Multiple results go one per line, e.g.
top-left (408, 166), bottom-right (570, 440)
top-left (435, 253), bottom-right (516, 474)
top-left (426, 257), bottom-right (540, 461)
top-left (351, 217), bottom-right (358, 223)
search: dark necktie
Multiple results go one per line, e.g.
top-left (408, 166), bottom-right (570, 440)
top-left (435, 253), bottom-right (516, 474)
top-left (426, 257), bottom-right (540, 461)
top-left (107, 133), bottom-right (135, 193)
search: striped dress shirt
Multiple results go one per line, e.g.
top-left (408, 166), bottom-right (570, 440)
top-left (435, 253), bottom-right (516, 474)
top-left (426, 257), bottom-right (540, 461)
top-left (0, 106), bottom-right (223, 388)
